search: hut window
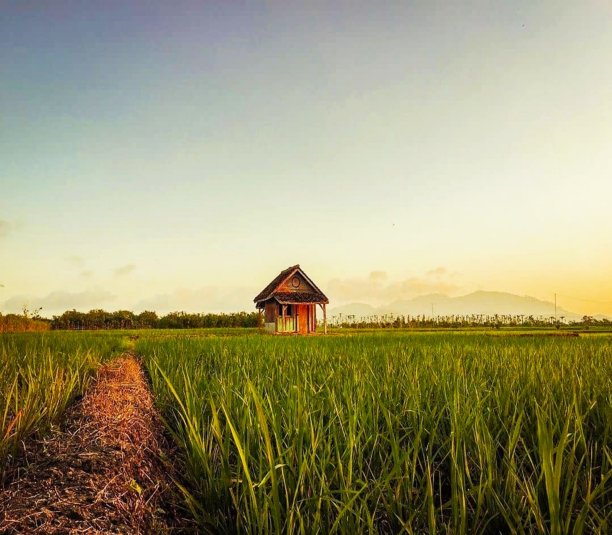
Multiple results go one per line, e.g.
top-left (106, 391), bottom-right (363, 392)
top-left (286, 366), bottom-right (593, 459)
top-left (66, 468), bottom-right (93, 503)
top-left (278, 304), bottom-right (293, 316)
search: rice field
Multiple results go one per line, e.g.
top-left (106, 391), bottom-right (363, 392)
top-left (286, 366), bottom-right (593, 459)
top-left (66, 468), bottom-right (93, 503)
top-left (1, 331), bottom-right (610, 533)
top-left (0, 332), bottom-right (125, 470)
top-left (139, 333), bottom-right (612, 534)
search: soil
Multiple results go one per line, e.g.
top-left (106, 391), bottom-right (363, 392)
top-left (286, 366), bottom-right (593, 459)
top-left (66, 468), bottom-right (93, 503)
top-left (0, 354), bottom-right (191, 534)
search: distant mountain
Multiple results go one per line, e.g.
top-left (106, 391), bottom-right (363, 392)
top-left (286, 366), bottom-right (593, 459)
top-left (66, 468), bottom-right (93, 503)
top-left (329, 291), bottom-right (584, 320)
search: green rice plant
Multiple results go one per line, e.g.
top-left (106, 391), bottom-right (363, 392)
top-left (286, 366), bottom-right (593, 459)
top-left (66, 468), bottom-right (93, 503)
top-left (0, 332), bottom-right (124, 471)
top-left (141, 333), bottom-right (611, 534)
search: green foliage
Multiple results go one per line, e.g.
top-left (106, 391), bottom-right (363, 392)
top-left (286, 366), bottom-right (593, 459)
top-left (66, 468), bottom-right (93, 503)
top-left (50, 309), bottom-right (260, 330)
top-left (140, 333), bottom-right (612, 534)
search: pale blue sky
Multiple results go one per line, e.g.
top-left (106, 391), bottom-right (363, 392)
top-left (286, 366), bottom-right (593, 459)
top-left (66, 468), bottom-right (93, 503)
top-left (1, 2), bottom-right (611, 315)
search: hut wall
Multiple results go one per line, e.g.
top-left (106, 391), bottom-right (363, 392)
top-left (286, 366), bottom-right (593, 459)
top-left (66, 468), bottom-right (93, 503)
top-left (264, 302), bottom-right (276, 323)
top-left (277, 315), bottom-right (295, 333)
top-left (264, 302), bottom-right (277, 332)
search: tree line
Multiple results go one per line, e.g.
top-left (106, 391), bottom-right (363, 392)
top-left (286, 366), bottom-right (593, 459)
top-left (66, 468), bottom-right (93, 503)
top-left (1, 308), bottom-right (261, 332)
top-left (50, 309), bottom-right (261, 330)
top-left (2, 308), bottom-right (610, 332)
top-left (329, 313), bottom-right (612, 329)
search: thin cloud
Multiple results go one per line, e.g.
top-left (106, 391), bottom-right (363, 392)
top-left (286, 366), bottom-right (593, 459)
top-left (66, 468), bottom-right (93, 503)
top-left (80, 270), bottom-right (93, 278)
top-left (427, 266), bottom-right (448, 277)
top-left (134, 286), bottom-right (254, 314)
top-left (369, 270), bottom-right (388, 282)
top-left (327, 268), bottom-right (461, 305)
top-left (66, 255), bottom-right (85, 266)
top-left (114, 264), bottom-right (136, 277)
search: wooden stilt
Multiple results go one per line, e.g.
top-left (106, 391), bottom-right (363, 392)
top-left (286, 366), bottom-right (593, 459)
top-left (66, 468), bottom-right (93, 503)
top-left (311, 304), bottom-right (315, 333)
top-left (282, 305), bottom-right (286, 333)
top-left (323, 303), bottom-right (327, 334)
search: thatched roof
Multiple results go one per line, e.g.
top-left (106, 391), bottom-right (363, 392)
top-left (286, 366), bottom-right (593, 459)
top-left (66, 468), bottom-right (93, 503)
top-left (273, 292), bottom-right (327, 304)
top-left (254, 265), bottom-right (328, 306)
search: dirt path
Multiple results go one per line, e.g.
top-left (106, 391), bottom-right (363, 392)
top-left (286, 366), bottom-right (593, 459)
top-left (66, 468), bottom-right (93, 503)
top-left (0, 354), bottom-right (189, 533)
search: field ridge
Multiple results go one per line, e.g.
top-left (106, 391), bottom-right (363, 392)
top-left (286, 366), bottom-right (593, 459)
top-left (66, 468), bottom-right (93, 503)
top-left (0, 353), bottom-right (188, 533)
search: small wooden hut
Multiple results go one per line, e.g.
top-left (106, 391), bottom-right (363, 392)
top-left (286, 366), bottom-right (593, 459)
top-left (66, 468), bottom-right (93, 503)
top-left (254, 265), bottom-right (329, 334)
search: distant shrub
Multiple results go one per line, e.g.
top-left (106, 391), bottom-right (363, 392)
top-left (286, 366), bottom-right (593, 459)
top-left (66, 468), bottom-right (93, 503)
top-left (0, 313), bottom-right (50, 333)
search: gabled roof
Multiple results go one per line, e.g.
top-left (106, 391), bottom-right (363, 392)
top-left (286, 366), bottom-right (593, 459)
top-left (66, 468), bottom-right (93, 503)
top-left (254, 264), bottom-right (329, 305)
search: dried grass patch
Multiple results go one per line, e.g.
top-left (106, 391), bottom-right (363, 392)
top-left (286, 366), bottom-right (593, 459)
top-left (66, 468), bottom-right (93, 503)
top-left (0, 353), bottom-right (192, 533)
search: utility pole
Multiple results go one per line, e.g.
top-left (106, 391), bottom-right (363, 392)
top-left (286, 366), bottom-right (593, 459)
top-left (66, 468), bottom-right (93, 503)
top-left (554, 293), bottom-right (557, 320)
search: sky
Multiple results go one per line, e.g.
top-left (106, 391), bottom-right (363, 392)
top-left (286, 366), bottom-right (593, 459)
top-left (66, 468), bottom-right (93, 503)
top-left (1, 1), bottom-right (611, 316)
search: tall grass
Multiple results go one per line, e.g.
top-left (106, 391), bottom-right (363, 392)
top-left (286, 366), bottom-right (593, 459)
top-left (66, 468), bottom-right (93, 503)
top-left (0, 332), bottom-right (125, 471)
top-left (140, 333), bottom-right (612, 534)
